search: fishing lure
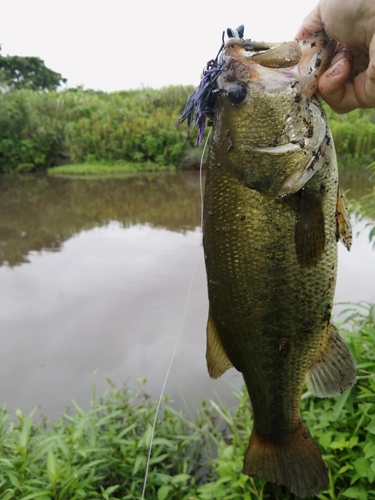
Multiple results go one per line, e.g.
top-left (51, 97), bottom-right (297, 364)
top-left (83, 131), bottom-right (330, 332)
top-left (177, 25), bottom-right (245, 145)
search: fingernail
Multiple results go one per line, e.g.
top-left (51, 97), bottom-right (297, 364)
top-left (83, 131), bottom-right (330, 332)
top-left (327, 60), bottom-right (345, 77)
top-left (331, 48), bottom-right (352, 66)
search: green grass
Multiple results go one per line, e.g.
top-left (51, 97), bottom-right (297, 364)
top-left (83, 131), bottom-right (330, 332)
top-left (1, 304), bottom-right (375, 499)
top-left (47, 162), bottom-right (176, 176)
top-left (0, 379), bottom-right (218, 500)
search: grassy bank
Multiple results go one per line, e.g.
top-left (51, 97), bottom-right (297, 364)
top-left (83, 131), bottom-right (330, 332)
top-left (47, 162), bottom-right (176, 176)
top-left (1, 303), bottom-right (375, 499)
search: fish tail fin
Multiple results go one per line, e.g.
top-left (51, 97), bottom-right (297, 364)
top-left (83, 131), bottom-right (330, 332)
top-left (243, 421), bottom-right (328, 498)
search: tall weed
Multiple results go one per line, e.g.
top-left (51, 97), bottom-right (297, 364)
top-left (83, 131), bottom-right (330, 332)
top-left (0, 87), bottom-right (194, 173)
top-left (0, 380), bottom-right (219, 499)
top-left (325, 106), bottom-right (375, 168)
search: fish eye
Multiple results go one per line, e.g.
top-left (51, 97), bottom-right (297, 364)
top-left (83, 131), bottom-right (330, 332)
top-left (227, 82), bottom-right (248, 104)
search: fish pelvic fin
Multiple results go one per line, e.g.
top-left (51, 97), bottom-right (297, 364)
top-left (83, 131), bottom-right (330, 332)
top-left (243, 421), bottom-right (328, 498)
top-left (206, 312), bottom-right (233, 378)
top-left (336, 186), bottom-right (352, 251)
top-left (306, 324), bottom-right (356, 398)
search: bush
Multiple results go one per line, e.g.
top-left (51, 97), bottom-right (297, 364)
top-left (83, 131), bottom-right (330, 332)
top-left (0, 86), bottom-right (195, 173)
top-left (325, 106), bottom-right (375, 167)
top-left (0, 380), bottom-right (218, 499)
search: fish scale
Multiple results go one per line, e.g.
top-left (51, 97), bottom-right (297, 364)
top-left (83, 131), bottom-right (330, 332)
top-left (205, 163), bottom-right (330, 428)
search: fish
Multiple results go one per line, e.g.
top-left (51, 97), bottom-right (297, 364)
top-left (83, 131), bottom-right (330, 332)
top-left (181, 30), bottom-right (356, 498)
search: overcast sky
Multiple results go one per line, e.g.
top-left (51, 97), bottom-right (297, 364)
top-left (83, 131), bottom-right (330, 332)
top-left (0, 0), bottom-right (318, 92)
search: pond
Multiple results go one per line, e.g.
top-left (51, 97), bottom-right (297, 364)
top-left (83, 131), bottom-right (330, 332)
top-left (0, 170), bottom-right (374, 419)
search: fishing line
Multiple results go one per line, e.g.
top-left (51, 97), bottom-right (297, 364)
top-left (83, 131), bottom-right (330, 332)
top-left (140, 256), bottom-right (200, 500)
top-left (199, 129), bottom-right (211, 226)
top-left (141, 131), bottom-right (211, 499)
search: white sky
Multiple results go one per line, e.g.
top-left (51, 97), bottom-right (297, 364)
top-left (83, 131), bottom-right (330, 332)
top-left (0, 0), bottom-right (318, 92)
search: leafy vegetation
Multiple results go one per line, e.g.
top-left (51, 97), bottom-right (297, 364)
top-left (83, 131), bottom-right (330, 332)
top-left (325, 107), bottom-right (375, 168)
top-left (0, 87), bottom-right (195, 173)
top-left (0, 303), bottom-right (375, 499)
top-left (345, 163), bottom-right (375, 246)
top-left (0, 86), bottom-right (374, 174)
top-left (0, 379), bottom-right (216, 500)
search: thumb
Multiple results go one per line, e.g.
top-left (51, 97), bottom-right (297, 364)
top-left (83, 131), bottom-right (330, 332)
top-left (295, 5), bottom-right (322, 40)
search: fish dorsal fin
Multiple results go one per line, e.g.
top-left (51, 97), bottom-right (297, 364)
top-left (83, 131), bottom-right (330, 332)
top-left (336, 186), bottom-right (352, 251)
top-left (206, 312), bottom-right (233, 379)
top-left (306, 324), bottom-right (356, 397)
top-left (295, 187), bottom-right (325, 268)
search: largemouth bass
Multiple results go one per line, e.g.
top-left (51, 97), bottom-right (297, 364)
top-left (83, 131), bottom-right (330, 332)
top-left (179, 30), bottom-right (356, 498)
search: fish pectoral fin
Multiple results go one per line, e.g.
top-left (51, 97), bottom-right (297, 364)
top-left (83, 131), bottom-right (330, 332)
top-left (295, 187), bottom-right (325, 268)
top-left (243, 421), bottom-right (328, 498)
top-left (336, 186), bottom-right (352, 251)
top-left (206, 312), bottom-right (233, 379)
top-left (306, 324), bottom-right (356, 398)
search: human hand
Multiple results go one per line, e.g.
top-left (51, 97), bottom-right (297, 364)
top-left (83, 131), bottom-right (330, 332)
top-left (295, 0), bottom-right (375, 113)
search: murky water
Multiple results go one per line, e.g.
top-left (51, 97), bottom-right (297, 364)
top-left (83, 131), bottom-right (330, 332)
top-left (0, 171), bottom-right (374, 418)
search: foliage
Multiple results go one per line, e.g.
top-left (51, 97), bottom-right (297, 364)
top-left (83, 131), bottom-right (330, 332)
top-left (0, 380), bottom-right (218, 500)
top-left (1, 304), bottom-right (375, 498)
top-left (0, 47), bottom-right (66, 91)
top-left (0, 86), bottom-right (195, 173)
top-left (345, 164), bottom-right (375, 246)
top-left (324, 105), bottom-right (375, 168)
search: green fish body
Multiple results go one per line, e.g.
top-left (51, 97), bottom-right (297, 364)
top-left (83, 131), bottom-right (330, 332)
top-left (203, 32), bottom-right (356, 498)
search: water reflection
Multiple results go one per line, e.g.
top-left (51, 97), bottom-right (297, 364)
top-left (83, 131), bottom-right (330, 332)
top-left (0, 172), bottom-right (202, 267)
top-left (1, 223), bottom-right (236, 418)
top-left (0, 171), bottom-right (374, 418)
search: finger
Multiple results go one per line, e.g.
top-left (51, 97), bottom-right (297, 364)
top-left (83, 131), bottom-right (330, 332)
top-left (330, 48), bottom-right (352, 67)
top-left (319, 36), bottom-right (375, 113)
top-left (319, 70), bottom-right (375, 113)
top-left (295, 4), bottom-right (322, 40)
top-left (317, 58), bottom-right (353, 113)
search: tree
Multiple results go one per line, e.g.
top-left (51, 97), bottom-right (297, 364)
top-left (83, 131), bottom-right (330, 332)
top-left (0, 45), bottom-right (67, 91)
